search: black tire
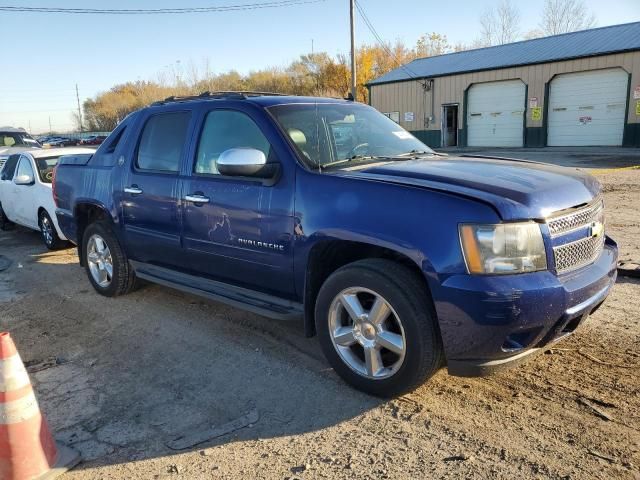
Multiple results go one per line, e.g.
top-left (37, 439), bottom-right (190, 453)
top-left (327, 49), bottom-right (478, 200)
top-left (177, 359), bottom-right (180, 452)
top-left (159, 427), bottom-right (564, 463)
top-left (315, 259), bottom-right (444, 397)
top-left (0, 203), bottom-right (13, 231)
top-left (39, 210), bottom-right (67, 250)
top-left (82, 221), bottom-right (137, 297)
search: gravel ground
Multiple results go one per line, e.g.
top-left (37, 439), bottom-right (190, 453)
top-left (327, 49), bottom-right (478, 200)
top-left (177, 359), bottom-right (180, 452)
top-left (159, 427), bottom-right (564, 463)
top-left (0, 166), bottom-right (638, 480)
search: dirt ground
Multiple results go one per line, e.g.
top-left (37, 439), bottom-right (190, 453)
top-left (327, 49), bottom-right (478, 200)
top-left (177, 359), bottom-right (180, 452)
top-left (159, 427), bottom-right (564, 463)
top-left (0, 165), bottom-right (639, 480)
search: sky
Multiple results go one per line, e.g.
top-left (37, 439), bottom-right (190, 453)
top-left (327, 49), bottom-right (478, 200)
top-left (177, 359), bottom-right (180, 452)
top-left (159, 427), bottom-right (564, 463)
top-left (1, 0), bottom-right (638, 134)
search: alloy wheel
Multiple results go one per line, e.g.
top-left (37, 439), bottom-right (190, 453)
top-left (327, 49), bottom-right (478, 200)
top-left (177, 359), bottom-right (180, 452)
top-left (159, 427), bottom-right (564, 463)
top-left (40, 215), bottom-right (54, 246)
top-left (87, 234), bottom-right (113, 287)
top-left (328, 287), bottom-right (406, 379)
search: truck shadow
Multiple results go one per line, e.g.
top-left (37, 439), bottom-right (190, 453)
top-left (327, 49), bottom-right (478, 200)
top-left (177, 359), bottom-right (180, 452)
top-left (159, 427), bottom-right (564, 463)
top-left (1, 230), bottom-right (385, 473)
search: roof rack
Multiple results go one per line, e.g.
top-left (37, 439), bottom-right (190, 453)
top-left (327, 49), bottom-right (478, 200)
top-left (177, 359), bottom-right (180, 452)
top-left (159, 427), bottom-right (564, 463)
top-left (151, 91), bottom-right (291, 106)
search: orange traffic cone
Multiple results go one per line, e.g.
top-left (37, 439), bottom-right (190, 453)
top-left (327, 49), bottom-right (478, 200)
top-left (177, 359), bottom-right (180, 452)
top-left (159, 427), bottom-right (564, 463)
top-left (0, 332), bottom-right (79, 480)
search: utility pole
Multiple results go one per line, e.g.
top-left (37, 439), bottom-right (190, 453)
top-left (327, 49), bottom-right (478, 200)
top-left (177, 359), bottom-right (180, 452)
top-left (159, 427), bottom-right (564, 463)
top-left (75, 84), bottom-right (83, 132)
top-left (48, 116), bottom-right (52, 134)
top-left (349, 0), bottom-right (357, 101)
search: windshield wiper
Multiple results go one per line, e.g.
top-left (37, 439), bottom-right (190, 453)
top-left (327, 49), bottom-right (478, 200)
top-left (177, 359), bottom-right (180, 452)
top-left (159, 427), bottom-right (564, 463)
top-left (396, 149), bottom-right (434, 157)
top-left (322, 155), bottom-right (387, 168)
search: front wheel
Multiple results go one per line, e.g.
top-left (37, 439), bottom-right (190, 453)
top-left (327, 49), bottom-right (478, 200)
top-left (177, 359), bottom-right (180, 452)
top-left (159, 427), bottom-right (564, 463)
top-left (39, 210), bottom-right (66, 250)
top-left (315, 259), bottom-right (444, 397)
top-left (82, 221), bottom-right (137, 297)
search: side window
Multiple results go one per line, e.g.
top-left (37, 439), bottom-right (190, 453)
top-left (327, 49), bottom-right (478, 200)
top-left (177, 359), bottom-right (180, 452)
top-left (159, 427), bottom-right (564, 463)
top-left (1, 135), bottom-right (15, 147)
top-left (136, 112), bottom-right (191, 172)
top-left (1, 155), bottom-right (20, 181)
top-left (104, 125), bottom-right (127, 154)
top-left (15, 156), bottom-right (34, 181)
top-left (195, 110), bottom-right (271, 175)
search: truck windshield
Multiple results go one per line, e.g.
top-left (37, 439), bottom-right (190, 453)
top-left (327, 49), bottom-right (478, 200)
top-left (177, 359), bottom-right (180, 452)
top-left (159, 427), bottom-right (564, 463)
top-left (268, 103), bottom-right (434, 171)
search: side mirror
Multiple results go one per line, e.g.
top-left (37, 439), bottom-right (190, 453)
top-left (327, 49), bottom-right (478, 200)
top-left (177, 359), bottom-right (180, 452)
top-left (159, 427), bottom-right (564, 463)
top-left (217, 148), bottom-right (279, 179)
top-left (14, 174), bottom-right (34, 186)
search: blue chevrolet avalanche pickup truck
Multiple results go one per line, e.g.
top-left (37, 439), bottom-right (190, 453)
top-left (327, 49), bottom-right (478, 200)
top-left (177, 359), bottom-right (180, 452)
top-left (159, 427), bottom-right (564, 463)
top-left (53, 92), bottom-right (617, 397)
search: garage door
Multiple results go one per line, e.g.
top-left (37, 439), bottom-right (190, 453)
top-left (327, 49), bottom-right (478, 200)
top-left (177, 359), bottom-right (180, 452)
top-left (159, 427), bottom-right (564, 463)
top-left (548, 69), bottom-right (628, 146)
top-left (467, 80), bottom-right (525, 147)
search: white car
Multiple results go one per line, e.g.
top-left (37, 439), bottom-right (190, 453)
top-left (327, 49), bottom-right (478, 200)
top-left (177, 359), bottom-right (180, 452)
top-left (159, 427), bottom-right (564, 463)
top-left (0, 147), bottom-right (94, 249)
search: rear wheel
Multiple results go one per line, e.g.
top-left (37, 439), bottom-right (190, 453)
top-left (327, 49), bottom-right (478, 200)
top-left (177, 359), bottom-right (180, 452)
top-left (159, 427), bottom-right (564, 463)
top-left (39, 210), bottom-right (66, 250)
top-left (82, 221), bottom-right (137, 297)
top-left (315, 259), bottom-right (443, 397)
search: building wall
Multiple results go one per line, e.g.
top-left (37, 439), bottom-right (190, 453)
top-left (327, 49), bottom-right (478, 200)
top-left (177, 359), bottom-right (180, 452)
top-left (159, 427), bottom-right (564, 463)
top-left (370, 51), bottom-right (640, 147)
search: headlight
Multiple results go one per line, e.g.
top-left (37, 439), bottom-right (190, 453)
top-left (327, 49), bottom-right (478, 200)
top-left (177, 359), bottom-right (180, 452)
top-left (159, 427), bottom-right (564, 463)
top-left (459, 223), bottom-right (547, 275)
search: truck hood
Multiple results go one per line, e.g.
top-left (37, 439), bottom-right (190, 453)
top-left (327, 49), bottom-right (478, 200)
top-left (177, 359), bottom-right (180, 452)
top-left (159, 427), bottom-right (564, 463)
top-left (341, 156), bottom-right (600, 221)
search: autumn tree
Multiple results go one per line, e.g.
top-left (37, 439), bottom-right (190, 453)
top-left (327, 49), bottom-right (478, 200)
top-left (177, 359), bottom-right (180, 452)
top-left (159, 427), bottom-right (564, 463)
top-left (416, 33), bottom-right (451, 57)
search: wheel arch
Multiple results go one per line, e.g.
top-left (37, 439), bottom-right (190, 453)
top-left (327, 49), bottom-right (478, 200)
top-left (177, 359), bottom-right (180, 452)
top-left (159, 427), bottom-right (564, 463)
top-left (74, 201), bottom-right (115, 266)
top-left (302, 237), bottom-right (436, 338)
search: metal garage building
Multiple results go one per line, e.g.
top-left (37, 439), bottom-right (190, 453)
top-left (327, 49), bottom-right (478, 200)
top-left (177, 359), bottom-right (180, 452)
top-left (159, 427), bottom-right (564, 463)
top-left (367, 22), bottom-right (640, 148)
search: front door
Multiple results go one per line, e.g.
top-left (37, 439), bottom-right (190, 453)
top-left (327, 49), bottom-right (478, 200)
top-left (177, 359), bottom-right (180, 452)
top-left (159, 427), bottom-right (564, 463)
top-left (121, 110), bottom-right (192, 268)
top-left (181, 107), bottom-right (295, 297)
top-left (0, 154), bottom-right (20, 223)
top-left (442, 105), bottom-right (458, 147)
top-left (12, 155), bottom-right (38, 227)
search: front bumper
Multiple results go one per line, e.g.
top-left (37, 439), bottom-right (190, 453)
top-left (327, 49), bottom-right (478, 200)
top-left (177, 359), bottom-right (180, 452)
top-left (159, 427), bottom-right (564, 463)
top-left (432, 236), bottom-right (618, 377)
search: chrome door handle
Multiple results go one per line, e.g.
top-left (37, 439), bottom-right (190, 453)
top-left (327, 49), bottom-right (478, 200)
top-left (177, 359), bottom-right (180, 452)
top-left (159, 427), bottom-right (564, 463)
top-left (185, 194), bottom-right (210, 204)
top-left (124, 186), bottom-right (143, 195)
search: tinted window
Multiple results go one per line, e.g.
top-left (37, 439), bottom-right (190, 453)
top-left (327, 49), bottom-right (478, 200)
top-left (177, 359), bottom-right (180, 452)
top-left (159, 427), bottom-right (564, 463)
top-left (15, 156), bottom-right (34, 180)
top-left (104, 126), bottom-right (126, 154)
top-left (0, 132), bottom-right (39, 147)
top-left (1, 155), bottom-right (20, 180)
top-left (34, 157), bottom-right (61, 183)
top-left (195, 110), bottom-right (270, 175)
top-left (136, 112), bottom-right (190, 172)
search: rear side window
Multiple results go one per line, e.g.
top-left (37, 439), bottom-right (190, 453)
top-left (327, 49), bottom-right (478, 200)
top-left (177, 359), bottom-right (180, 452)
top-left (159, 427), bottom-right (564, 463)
top-left (195, 110), bottom-right (270, 175)
top-left (136, 112), bottom-right (191, 172)
top-left (1, 155), bottom-right (20, 180)
top-left (104, 126), bottom-right (127, 154)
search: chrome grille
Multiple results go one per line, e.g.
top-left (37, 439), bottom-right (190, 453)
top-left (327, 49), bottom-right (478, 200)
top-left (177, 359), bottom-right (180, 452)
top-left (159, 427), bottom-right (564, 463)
top-left (547, 199), bottom-right (603, 237)
top-left (0, 158), bottom-right (5, 169)
top-left (547, 197), bottom-right (605, 274)
top-left (553, 234), bottom-right (605, 273)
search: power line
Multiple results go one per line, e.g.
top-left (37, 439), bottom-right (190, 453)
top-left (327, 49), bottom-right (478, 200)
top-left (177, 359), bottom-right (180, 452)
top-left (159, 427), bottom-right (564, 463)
top-left (0, 0), bottom-right (325, 14)
top-left (354, 0), bottom-right (423, 82)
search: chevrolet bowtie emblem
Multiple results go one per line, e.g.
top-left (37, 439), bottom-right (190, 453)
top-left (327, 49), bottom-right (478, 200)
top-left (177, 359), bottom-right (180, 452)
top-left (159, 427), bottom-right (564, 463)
top-left (590, 221), bottom-right (604, 238)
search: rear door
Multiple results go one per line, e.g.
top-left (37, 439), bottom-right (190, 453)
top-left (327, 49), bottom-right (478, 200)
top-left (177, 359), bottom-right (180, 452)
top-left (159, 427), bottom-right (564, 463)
top-left (180, 105), bottom-right (296, 297)
top-left (121, 109), bottom-right (193, 268)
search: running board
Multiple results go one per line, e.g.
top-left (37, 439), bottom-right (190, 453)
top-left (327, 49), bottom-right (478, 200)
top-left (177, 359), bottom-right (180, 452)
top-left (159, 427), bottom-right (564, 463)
top-left (130, 261), bottom-right (303, 321)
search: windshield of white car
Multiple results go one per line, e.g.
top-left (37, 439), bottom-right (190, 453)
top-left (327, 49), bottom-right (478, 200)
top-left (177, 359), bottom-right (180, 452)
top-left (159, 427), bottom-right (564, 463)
top-left (268, 103), bottom-right (435, 171)
top-left (35, 157), bottom-right (60, 183)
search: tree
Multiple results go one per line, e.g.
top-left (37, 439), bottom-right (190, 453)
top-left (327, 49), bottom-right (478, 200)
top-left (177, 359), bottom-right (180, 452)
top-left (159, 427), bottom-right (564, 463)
top-left (540, 0), bottom-right (596, 35)
top-left (523, 29), bottom-right (545, 40)
top-left (416, 33), bottom-right (451, 57)
top-left (479, 0), bottom-right (521, 46)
